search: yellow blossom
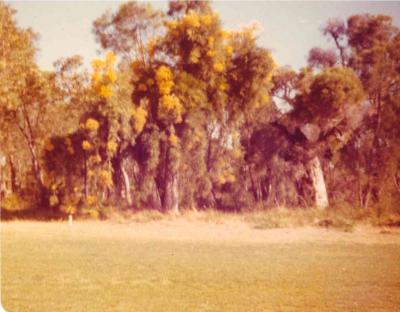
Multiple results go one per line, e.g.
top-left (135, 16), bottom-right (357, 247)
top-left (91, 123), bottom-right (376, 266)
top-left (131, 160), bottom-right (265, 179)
top-left (99, 85), bottom-right (113, 98)
top-left (213, 62), bottom-right (224, 73)
top-left (147, 39), bottom-right (156, 54)
top-left (131, 106), bottom-right (148, 133)
top-left (94, 154), bottom-right (102, 163)
top-left (208, 36), bottom-right (215, 48)
top-left (91, 59), bottom-right (104, 70)
top-left (226, 173), bottom-right (236, 183)
top-left (233, 148), bottom-right (242, 158)
top-left (105, 51), bottom-right (116, 65)
top-left (186, 29), bottom-right (194, 37)
top-left (86, 195), bottom-right (97, 206)
top-left (160, 94), bottom-right (178, 110)
top-left (220, 30), bottom-right (231, 39)
top-left (166, 20), bottom-right (178, 29)
top-left (82, 140), bottom-right (92, 151)
top-left (159, 94), bottom-right (184, 123)
top-left (85, 118), bottom-right (100, 132)
top-left (156, 65), bottom-right (174, 95)
top-left (88, 209), bottom-right (99, 219)
top-left (88, 169), bottom-right (94, 178)
top-left (183, 11), bottom-right (200, 28)
top-left (107, 140), bottom-right (118, 153)
top-left (225, 45), bottom-right (233, 56)
top-left (156, 66), bottom-right (173, 81)
top-left (217, 174), bottom-right (226, 185)
top-left (63, 205), bottom-right (77, 215)
top-left (49, 194), bottom-right (58, 206)
top-left (189, 48), bottom-right (201, 64)
top-left (207, 50), bottom-right (216, 58)
top-left (89, 154), bottom-right (102, 164)
top-left (201, 14), bottom-right (213, 26)
top-left (99, 170), bottom-right (113, 187)
top-left (169, 133), bottom-right (179, 146)
top-left (105, 69), bottom-right (117, 83)
top-left (219, 82), bottom-right (228, 91)
top-left (91, 71), bottom-right (102, 84)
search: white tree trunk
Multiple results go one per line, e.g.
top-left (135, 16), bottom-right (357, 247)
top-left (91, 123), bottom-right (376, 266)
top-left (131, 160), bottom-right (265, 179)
top-left (163, 170), bottom-right (180, 215)
top-left (171, 171), bottom-right (179, 215)
top-left (121, 164), bottom-right (132, 206)
top-left (310, 156), bottom-right (329, 209)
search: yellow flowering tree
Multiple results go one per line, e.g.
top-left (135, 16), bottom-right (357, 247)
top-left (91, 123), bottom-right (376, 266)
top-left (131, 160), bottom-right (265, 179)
top-left (125, 1), bottom-right (277, 213)
top-left (129, 3), bottom-right (226, 213)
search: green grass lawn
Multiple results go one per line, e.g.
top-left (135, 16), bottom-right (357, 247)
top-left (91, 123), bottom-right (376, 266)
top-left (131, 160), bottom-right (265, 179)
top-left (1, 221), bottom-right (400, 312)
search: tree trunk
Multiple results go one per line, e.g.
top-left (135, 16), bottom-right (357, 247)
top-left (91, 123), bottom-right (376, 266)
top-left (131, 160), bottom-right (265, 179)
top-left (84, 154), bottom-right (89, 198)
top-left (309, 156), bottom-right (329, 209)
top-left (120, 162), bottom-right (132, 206)
top-left (8, 156), bottom-right (17, 193)
top-left (163, 144), bottom-right (180, 214)
top-left (0, 155), bottom-right (6, 201)
top-left (28, 144), bottom-right (43, 188)
top-left (248, 165), bottom-right (259, 202)
top-left (163, 169), bottom-right (179, 214)
top-left (149, 178), bottom-right (162, 210)
top-left (363, 186), bottom-right (371, 210)
top-left (28, 144), bottom-right (48, 208)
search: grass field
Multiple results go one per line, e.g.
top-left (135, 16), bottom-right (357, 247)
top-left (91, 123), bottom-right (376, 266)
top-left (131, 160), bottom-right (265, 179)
top-left (1, 220), bottom-right (400, 312)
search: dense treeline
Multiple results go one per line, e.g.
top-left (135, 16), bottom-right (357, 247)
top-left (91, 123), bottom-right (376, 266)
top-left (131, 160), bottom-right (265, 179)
top-left (1, 1), bottom-right (399, 218)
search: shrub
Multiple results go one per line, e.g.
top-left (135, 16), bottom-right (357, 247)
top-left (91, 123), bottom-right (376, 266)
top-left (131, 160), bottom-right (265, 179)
top-left (1, 193), bottom-right (30, 211)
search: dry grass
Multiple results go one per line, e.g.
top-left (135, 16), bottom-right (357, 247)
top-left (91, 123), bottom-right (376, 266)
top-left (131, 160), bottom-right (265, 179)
top-left (2, 220), bottom-right (400, 312)
top-left (123, 206), bottom-right (398, 230)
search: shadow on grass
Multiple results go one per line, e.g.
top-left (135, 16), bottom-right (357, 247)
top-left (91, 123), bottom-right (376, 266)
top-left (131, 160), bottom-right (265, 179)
top-left (0, 208), bottom-right (64, 221)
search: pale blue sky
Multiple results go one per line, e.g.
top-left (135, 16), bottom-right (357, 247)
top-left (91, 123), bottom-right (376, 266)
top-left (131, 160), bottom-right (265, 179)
top-left (7, 1), bottom-right (400, 71)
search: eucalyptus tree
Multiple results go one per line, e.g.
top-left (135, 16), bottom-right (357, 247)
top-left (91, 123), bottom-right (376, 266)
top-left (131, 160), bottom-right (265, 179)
top-left (0, 3), bottom-right (55, 207)
top-left (126, 0), bottom-right (276, 213)
top-left (263, 66), bottom-right (365, 209)
top-left (309, 14), bottom-right (400, 209)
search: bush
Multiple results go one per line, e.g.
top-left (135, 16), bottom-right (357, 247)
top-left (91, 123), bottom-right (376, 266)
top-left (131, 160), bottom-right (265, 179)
top-left (1, 193), bottom-right (30, 211)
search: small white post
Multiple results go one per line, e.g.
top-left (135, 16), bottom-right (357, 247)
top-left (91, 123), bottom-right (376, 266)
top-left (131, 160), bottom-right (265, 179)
top-left (69, 214), bottom-right (73, 226)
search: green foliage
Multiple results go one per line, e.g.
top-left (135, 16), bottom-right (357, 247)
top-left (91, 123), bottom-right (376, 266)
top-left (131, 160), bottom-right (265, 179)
top-left (308, 67), bottom-right (364, 120)
top-left (292, 67), bottom-right (364, 126)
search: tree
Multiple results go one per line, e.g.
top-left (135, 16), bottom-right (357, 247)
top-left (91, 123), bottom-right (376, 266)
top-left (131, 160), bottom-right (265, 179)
top-left (130, 2), bottom-right (225, 213)
top-left (93, 1), bottom-right (164, 62)
top-left (266, 66), bottom-right (365, 209)
top-left (323, 18), bottom-right (348, 66)
top-left (311, 14), bottom-right (400, 210)
top-left (0, 3), bottom-right (55, 207)
top-left (307, 47), bottom-right (338, 69)
top-left (127, 1), bottom-right (276, 213)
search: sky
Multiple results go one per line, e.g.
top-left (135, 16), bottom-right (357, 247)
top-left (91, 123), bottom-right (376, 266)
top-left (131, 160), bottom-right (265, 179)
top-left (6, 1), bottom-right (400, 71)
